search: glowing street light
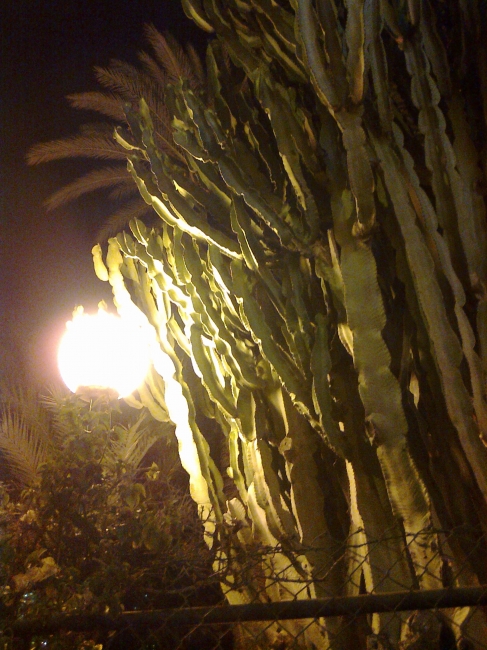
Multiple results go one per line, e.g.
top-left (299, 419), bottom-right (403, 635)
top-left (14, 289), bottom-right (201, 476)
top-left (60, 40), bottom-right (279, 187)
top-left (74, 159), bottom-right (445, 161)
top-left (58, 305), bottom-right (152, 397)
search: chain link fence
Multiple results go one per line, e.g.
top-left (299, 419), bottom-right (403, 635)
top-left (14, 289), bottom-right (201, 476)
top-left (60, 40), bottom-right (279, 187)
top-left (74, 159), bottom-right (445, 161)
top-left (2, 525), bottom-right (487, 649)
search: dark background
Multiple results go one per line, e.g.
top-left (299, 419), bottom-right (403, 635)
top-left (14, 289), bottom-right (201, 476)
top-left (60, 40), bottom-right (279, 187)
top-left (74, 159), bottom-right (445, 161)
top-left (1, 0), bottom-right (206, 385)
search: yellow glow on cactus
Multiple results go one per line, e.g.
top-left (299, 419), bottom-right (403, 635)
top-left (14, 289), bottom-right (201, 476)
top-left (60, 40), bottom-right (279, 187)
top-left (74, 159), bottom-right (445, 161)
top-left (58, 305), bottom-right (152, 397)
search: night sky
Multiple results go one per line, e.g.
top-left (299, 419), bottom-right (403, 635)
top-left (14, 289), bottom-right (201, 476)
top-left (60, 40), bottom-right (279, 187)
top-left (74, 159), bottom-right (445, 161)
top-left (1, 0), bottom-right (206, 385)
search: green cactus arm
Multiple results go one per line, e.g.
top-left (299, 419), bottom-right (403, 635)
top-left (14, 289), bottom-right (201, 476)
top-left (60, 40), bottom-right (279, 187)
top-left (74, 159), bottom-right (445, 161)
top-left (335, 109), bottom-right (376, 236)
top-left (345, 0), bottom-right (366, 104)
top-left (230, 197), bottom-right (286, 318)
top-left (296, 0), bottom-right (343, 110)
top-left (371, 134), bottom-right (487, 504)
top-left (205, 45), bottom-right (237, 136)
top-left (206, 110), bottom-right (286, 205)
top-left (226, 414), bottom-right (249, 503)
top-left (103, 239), bottom-right (224, 537)
top-left (165, 314), bottom-right (191, 357)
top-left (149, 294), bottom-right (227, 523)
top-left (315, 0), bottom-right (348, 97)
top-left (203, 0), bottom-right (266, 77)
top-left (253, 437), bottom-right (298, 540)
top-left (252, 72), bottom-right (321, 243)
top-left (259, 23), bottom-right (307, 82)
top-left (177, 233), bottom-right (268, 390)
top-left (252, 0), bottom-right (297, 51)
top-left (190, 324), bottom-right (238, 417)
top-left (345, 459), bottom-right (408, 643)
top-left (404, 40), bottom-right (470, 280)
top-left (418, 0), bottom-right (451, 97)
top-left (232, 85), bottom-right (287, 197)
top-left (284, 254), bottom-right (314, 348)
top-left (145, 366), bottom-right (171, 415)
top-left (92, 243), bottom-right (109, 281)
top-left (135, 100), bottom-right (244, 245)
top-left (310, 313), bottom-right (347, 456)
top-left (280, 268), bottom-right (313, 380)
top-left (181, 0), bottom-right (215, 32)
top-left (331, 349), bottom-right (418, 614)
top-left (127, 158), bottom-right (242, 259)
top-left (170, 165), bottom-right (232, 227)
top-left (448, 95), bottom-right (487, 288)
top-left (207, 246), bottom-right (247, 328)
top-left (391, 124), bottom-right (487, 446)
top-left (294, 7), bottom-right (376, 237)
top-left (364, 0), bottom-right (392, 134)
top-left (333, 189), bottom-right (441, 588)
top-left (231, 258), bottom-right (320, 428)
top-left (137, 381), bottom-right (170, 422)
top-left (314, 233), bottom-right (354, 356)
top-left (278, 393), bottom-right (348, 607)
top-left (180, 90), bottom-right (299, 247)
top-left (188, 155), bottom-right (233, 209)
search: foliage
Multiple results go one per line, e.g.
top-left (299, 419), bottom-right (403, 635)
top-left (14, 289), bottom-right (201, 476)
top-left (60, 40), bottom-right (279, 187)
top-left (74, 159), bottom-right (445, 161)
top-left (0, 382), bottom-right (57, 487)
top-left (27, 26), bottom-right (204, 242)
top-left (0, 390), bottom-right (218, 648)
top-left (30, 1), bottom-right (487, 647)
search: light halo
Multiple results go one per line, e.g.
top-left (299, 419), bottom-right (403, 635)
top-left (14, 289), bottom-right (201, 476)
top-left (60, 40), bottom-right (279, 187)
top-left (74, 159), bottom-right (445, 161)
top-left (58, 305), bottom-right (152, 397)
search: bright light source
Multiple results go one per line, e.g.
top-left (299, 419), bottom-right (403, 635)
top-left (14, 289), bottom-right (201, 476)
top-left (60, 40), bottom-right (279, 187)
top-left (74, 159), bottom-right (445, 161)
top-left (58, 305), bottom-right (152, 397)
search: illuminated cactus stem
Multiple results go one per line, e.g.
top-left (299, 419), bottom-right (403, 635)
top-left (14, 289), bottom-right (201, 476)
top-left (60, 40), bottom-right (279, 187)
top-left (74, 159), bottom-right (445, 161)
top-left (92, 2), bottom-right (487, 647)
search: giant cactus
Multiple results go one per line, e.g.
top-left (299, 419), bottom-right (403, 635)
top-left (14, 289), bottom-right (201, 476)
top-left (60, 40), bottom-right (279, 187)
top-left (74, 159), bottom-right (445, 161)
top-left (91, 1), bottom-right (487, 647)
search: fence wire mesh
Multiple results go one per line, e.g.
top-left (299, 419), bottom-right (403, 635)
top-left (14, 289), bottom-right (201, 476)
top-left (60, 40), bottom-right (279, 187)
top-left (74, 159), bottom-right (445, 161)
top-left (2, 525), bottom-right (487, 649)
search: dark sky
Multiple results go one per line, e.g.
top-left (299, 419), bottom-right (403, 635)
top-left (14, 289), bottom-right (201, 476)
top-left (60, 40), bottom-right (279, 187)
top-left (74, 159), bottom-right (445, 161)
top-left (1, 0), bottom-right (206, 385)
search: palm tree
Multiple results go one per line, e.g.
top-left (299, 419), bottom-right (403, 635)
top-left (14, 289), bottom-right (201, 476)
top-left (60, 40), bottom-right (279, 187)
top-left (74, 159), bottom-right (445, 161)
top-left (0, 381), bottom-right (56, 487)
top-left (27, 25), bottom-right (205, 242)
top-left (0, 380), bottom-right (169, 487)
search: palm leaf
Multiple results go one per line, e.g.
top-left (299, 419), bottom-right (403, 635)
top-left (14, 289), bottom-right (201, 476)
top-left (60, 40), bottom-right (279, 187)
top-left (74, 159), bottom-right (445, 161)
top-left (107, 182), bottom-right (142, 202)
top-left (138, 51), bottom-right (168, 88)
top-left (95, 60), bottom-right (159, 101)
top-left (0, 381), bottom-right (51, 439)
top-left (186, 43), bottom-right (205, 84)
top-left (46, 165), bottom-right (132, 210)
top-left (144, 24), bottom-right (204, 89)
top-left (0, 410), bottom-right (48, 485)
top-left (95, 197), bottom-right (153, 243)
top-left (110, 414), bottom-right (170, 467)
top-left (95, 60), bottom-right (181, 161)
top-left (67, 91), bottom-right (127, 122)
top-left (0, 384), bottom-right (57, 486)
top-left (27, 132), bottom-right (127, 164)
top-left (27, 25), bottom-right (198, 230)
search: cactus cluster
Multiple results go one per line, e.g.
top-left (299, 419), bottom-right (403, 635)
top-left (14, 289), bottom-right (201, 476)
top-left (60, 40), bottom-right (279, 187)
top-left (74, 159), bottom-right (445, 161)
top-left (93, 1), bottom-right (487, 646)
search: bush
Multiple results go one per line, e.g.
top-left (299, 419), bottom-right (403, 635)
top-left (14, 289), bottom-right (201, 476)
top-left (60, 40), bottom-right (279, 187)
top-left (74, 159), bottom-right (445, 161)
top-left (0, 391), bottom-right (221, 648)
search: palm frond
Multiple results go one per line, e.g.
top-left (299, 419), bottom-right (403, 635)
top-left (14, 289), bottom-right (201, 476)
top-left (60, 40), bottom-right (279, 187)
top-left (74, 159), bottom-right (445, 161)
top-left (67, 92), bottom-right (127, 122)
top-left (0, 408), bottom-right (52, 486)
top-left (46, 165), bottom-right (132, 210)
top-left (27, 132), bottom-right (127, 165)
top-left (94, 198), bottom-right (153, 243)
top-left (39, 385), bottom-right (74, 439)
top-left (107, 182), bottom-right (141, 202)
top-left (94, 60), bottom-right (179, 157)
top-left (186, 44), bottom-right (205, 85)
top-left (144, 25), bottom-right (204, 89)
top-left (0, 382), bottom-right (51, 439)
top-left (138, 51), bottom-right (168, 88)
top-left (95, 60), bottom-right (156, 101)
top-left (110, 414), bottom-right (170, 468)
top-left (39, 382), bottom-right (69, 412)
